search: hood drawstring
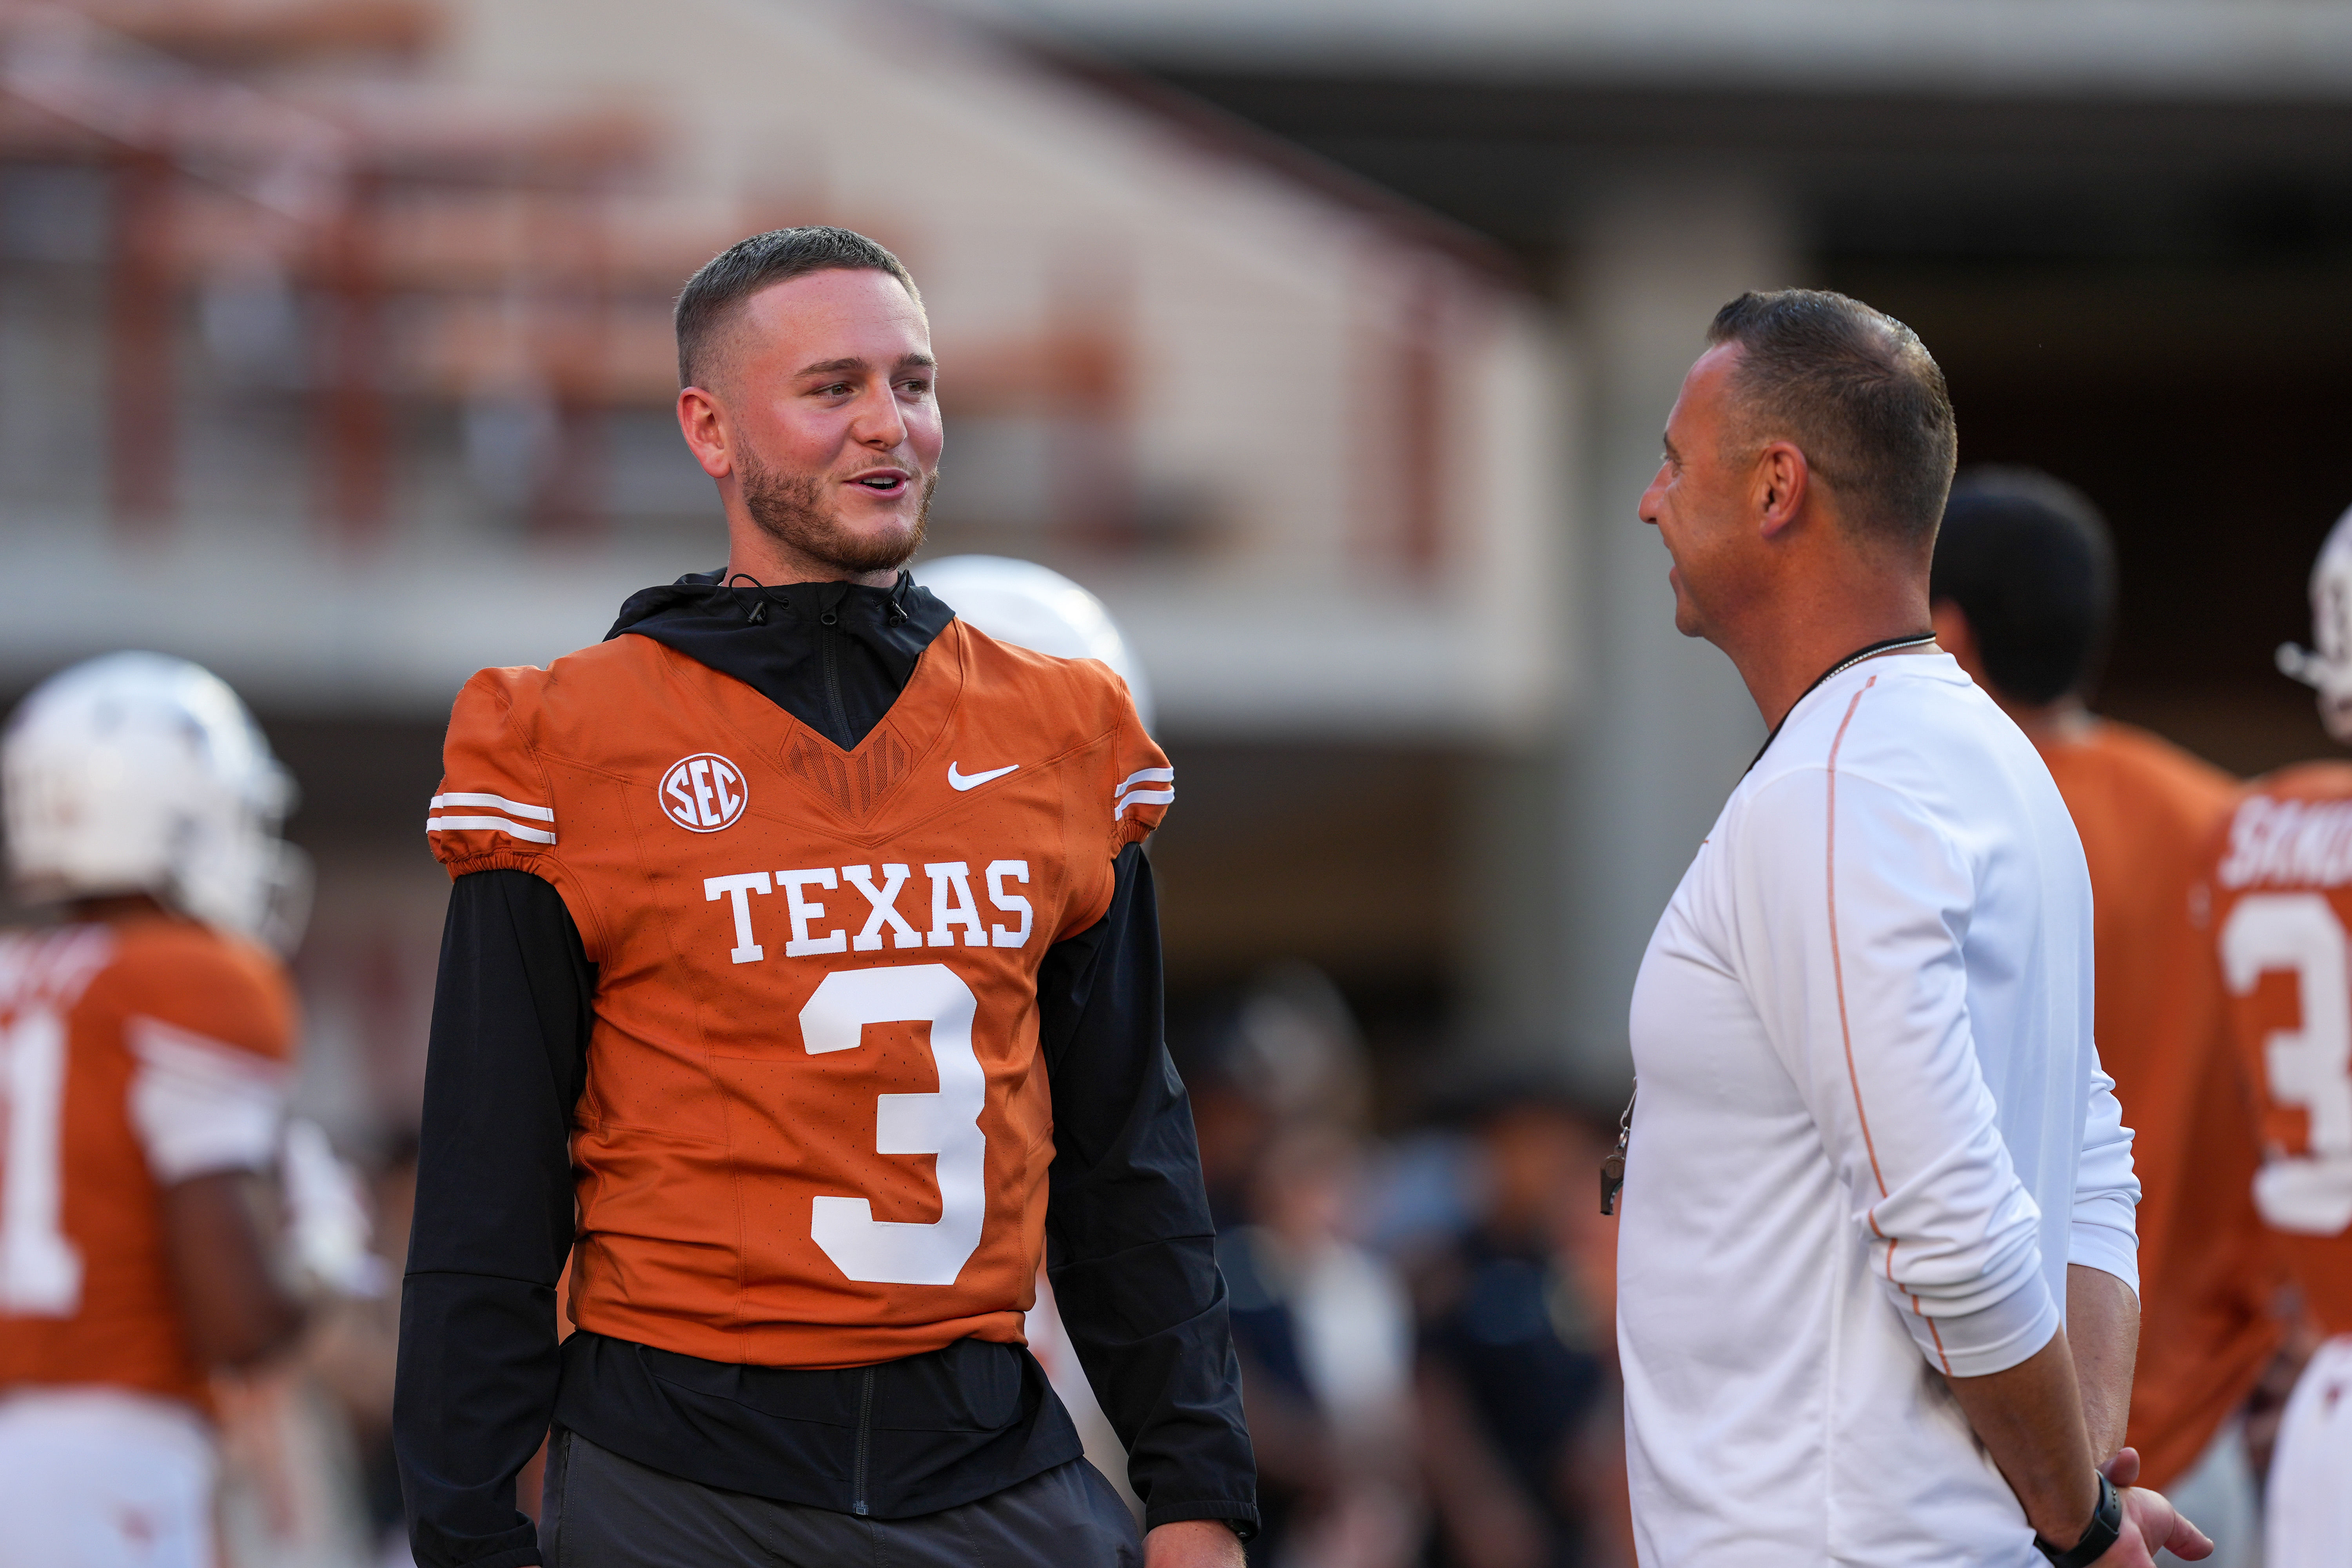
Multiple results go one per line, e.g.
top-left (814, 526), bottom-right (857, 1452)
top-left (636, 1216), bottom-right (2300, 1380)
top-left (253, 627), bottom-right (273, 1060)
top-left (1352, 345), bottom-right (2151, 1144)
top-left (816, 579), bottom-right (849, 629)
top-left (725, 572), bottom-right (773, 625)
top-left (634, 569), bottom-right (931, 641)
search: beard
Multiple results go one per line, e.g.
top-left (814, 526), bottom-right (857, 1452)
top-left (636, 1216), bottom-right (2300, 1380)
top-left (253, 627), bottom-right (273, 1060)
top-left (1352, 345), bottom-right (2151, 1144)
top-left (739, 451), bottom-right (936, 576)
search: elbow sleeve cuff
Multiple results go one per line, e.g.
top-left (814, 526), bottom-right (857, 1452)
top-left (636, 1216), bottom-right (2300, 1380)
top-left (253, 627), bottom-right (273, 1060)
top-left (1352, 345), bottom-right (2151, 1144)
top-left (2068, 1221), bottom-right (2140, 1299)
top-left (1897, 1269), bottom-right (2061, 1379)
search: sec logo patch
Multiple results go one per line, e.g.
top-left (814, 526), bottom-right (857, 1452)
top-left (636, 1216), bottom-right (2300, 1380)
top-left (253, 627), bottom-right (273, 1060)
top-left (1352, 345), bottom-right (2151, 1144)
top-left (661, 753), bottom-right (748, 832)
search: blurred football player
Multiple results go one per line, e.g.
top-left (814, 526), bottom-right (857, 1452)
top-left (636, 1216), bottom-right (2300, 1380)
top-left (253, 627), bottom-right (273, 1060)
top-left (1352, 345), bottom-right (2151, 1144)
top-left (916, 554), bottom-right (1157, 729)
top-left (1931, 470), bottom-right (2286, 1566)
top-left (2208, 502), bottom-right (2352, 1567)
top-left (0, 652), bottom-right (312, 1568)
top-left (394, 227), bottom-right (1255, 1568)
top-left (925, 552), bottom-right (1154, 1521)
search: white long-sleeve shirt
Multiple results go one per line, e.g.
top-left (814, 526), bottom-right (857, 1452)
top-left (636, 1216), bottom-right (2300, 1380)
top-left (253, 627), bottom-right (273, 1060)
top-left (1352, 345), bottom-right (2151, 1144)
top-left (1617, 652), bottom-right (2139, 1567)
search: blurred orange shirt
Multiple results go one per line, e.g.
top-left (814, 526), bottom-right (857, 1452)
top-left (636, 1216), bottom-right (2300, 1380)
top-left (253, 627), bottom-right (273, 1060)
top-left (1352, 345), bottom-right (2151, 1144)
top-left (0, 916), bottom-right (297, 1411)
top-left (2206, 762), bottom-right (2352, 1344)
top-left (2039, 720), bottom-right (2284, 1490)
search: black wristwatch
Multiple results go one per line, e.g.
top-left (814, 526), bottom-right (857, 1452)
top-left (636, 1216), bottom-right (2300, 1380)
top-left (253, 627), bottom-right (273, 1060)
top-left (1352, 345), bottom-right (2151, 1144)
top-left (2034, 1472), bottom-right (2122, 1567)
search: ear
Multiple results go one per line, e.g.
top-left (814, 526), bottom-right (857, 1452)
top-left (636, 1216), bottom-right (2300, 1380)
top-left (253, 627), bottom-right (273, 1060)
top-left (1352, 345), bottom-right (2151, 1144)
top-left (1752, 440), bottom-right (1810, 539)
top-left (677, 385), bottom-right (733, 480)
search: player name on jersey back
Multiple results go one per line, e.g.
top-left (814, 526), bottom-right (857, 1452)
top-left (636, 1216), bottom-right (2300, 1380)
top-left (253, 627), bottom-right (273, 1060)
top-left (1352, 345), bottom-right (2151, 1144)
top-left (2218, 794), bottom-right (2352, 889)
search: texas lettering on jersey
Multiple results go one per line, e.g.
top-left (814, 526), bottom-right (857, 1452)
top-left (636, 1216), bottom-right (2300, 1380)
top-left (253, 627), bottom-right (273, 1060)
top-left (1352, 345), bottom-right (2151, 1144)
top-left (425, 619), bottom-right (1171, 1369)
top-left (2208, 762), bottom-right (2352, 1335)
top-left (701, 859), bottom-right (1037, 963)
top-left (0, 918), bottom-right (295, 1407)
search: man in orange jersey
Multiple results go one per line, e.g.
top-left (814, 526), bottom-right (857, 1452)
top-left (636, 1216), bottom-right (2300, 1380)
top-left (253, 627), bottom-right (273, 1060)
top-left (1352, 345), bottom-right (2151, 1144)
top-left (394, 228), bottom-right (1254, 1568)
top-left (2205, 503), bottom-right (2352, 1566)
top-left (1929, 471), bottom-right (2285, 1567)
top-left (0, 653), bottom-right (315, 1568)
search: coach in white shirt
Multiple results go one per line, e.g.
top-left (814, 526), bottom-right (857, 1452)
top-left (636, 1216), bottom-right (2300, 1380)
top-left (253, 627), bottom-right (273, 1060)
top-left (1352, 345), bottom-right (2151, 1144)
top-left (1616, 290), bottom-right (2211, 1568)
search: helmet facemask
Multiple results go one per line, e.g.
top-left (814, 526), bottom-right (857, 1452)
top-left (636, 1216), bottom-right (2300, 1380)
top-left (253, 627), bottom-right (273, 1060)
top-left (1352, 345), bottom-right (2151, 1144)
top-left (2279, 506), bottom-right (2352, 748)
top-left (172, 757), bottom-right (313, 954)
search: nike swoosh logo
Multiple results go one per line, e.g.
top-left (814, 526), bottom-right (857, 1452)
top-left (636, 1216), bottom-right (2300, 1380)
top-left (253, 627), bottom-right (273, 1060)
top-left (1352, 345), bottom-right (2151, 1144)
top-left (947, 762), bottom-right (1020, 791)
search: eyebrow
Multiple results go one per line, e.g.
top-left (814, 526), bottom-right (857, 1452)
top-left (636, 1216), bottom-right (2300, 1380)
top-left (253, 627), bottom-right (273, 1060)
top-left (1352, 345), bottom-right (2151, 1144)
top-left (794, 353), bottom-right (938, 378)
top-left (1661, 432), bottom-right (1681, 462)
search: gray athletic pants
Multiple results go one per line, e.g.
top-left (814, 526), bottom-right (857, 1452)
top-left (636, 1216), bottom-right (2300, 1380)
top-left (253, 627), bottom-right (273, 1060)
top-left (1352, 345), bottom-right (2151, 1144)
top-left (540, 1429), bottom-right (1143, 1567)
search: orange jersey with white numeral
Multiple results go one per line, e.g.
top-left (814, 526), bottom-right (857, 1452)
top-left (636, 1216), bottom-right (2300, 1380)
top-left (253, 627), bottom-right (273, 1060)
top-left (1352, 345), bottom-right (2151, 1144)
top-left (2038, 722), bottom-right (2284, 1490)
top-left (426, 619), bottom-right (1171, 1369)
top-left (2207, 761), bottom-right (2352, 1336)
top-left (0, 916), bottom-right (296, 1406)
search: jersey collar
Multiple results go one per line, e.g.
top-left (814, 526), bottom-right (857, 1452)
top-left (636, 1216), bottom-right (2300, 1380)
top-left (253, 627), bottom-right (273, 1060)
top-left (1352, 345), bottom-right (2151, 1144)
top-left (607, 570), bottom-right (955, 751)
top-left (1744, 632), bottom-right (1939, 776)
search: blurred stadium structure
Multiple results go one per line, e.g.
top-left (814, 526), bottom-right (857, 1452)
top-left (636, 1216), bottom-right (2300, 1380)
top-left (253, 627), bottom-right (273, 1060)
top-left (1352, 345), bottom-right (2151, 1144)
top-left (0, 0), bottom-right (1561, 727)
top-left (5, 0), bottom-right (2352, 1123)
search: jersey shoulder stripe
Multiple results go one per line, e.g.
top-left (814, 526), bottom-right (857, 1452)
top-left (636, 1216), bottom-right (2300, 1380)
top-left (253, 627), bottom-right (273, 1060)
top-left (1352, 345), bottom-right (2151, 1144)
top-left (1114, 767), bottom-right (1175, 821)
top-left (431, 791), bottom-right (554, 822)
top-left (429, 666), bottom-right (568, 872)
top-left (425, 796), bottom-right (558, 846)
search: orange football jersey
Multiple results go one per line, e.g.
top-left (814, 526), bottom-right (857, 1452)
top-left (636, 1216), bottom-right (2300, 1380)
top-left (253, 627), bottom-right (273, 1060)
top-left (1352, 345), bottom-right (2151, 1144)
top-left (426, 620), bottom-right (1171, 1370)
top-left (2207, 761), bottom-right (2352, 1337)
top-left (0, 915), bottom-right (297, 1407)
top-left (2039, 722), bottom-right (2284, 1488)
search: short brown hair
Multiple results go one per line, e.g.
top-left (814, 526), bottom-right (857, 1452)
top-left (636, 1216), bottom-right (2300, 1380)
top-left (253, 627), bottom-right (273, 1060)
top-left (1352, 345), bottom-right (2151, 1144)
top-left (1706, 289), bottom-right (1957, 548)
top-left (673, 226), bottom-right (922, 388)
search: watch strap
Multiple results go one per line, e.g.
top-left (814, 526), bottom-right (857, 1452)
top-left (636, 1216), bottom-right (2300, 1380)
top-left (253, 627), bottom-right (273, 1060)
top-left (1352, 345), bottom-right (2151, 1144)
top-left (2034, 1472), bottom-right (2123, 1567)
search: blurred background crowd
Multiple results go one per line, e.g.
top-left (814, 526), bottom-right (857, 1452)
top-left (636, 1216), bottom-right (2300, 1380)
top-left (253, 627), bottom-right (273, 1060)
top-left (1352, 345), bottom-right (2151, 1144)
top-left (4, 0), bottom-right (2352, 1563)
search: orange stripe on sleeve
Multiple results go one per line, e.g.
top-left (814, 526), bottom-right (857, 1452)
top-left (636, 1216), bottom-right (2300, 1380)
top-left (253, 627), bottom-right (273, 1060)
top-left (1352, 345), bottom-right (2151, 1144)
top-left (1824, 677), bottom-right (1947, 1370)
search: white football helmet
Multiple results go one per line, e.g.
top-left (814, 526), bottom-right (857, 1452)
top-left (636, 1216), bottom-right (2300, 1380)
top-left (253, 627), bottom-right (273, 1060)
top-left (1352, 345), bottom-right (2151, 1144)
top-left (916, 555), bottom-right (1155, 730)
top-left (3, 652), bottom-right (309, 951)
top-left (2279, 504), bottom-right (2352, 745)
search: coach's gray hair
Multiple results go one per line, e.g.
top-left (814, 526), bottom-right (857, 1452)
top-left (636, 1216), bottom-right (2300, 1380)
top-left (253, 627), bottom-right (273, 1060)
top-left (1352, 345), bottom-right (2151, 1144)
top-left (1706, 290), bottom-right (1958, 550)
top-left (674, 226), bottom-right (922, 389)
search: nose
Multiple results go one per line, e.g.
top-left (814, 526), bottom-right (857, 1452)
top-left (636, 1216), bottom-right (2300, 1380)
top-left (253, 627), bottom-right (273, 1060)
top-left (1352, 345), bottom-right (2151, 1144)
top-left (851, 384), bottom-right (910, 451)
top-left (1638, 459), bottom-right (1670, 526)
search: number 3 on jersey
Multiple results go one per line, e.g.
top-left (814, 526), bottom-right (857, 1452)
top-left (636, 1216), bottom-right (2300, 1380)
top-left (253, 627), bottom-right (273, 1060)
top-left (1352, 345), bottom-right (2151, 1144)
top-left (803, 965), bottom-right (987, 1286)
top-left (2221, 892), bottom-right (2352, 1235)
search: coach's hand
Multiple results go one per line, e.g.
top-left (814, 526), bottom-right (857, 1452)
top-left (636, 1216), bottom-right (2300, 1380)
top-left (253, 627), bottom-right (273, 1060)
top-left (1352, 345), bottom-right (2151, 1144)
top-left (2088, 1448), bottom-right (2214, 1565)
top-left (1144, 1519), bottom-right (1246, 1567)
